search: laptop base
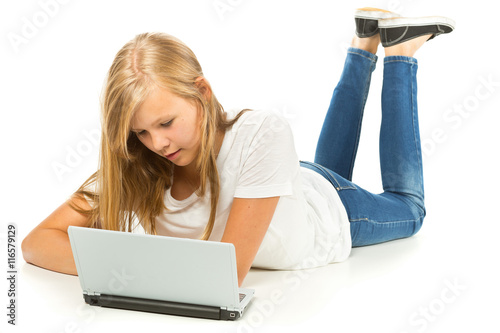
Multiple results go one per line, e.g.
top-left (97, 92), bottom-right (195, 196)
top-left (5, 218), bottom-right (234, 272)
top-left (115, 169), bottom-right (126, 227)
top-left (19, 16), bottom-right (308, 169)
top-left (84, 293), bottom-right (241, 320)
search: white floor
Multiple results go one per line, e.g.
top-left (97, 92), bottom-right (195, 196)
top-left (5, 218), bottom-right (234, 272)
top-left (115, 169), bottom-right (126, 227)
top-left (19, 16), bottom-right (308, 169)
top-left (8, 217), bottom-right (499, 333)
top-left (2, 1), bottom-right (499, 332)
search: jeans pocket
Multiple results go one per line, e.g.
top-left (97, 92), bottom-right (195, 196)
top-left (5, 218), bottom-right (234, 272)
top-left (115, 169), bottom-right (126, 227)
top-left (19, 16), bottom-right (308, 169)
top-left (300, 161), bottom-right (357, 191)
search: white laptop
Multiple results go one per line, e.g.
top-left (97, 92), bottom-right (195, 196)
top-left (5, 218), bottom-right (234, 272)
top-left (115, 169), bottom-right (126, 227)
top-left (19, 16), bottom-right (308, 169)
top-left (68, 226), bottom-right (254, 320)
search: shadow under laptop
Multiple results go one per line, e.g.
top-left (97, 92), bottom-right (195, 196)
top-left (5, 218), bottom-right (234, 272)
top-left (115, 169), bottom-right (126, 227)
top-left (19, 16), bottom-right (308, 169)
top-left (239, 234), bottom-right (423, 329)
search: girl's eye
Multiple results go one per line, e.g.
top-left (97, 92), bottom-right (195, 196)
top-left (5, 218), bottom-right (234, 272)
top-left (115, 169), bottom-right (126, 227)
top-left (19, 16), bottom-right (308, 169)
top-left (132, 119), bottom-right (172, 137)
top-left (161, 120), bottom-right (173, 127)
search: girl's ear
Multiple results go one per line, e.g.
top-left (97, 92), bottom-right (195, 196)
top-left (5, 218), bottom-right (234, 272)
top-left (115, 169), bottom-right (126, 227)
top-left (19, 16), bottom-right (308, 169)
top-left (194, 76), bottom-right (212, 102)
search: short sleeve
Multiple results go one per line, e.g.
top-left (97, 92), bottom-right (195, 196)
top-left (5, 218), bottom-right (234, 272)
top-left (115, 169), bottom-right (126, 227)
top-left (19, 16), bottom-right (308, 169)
top-left (233, 111), bottom-right (298, 198)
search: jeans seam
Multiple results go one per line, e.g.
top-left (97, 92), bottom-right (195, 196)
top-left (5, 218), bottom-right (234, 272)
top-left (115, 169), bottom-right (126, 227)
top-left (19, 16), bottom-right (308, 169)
top-left (351, 61), bottom-right (376, 179)
top-left (348, 49), bottom-right (377, 63)
top-left (384, 59), bottom-right (418, 65)
top-left (346, 50), bottom-right (377, 180)
top-left (350, 214), bottom-right (424, 224)
top-left (410, 64), bottom-right (425, 208)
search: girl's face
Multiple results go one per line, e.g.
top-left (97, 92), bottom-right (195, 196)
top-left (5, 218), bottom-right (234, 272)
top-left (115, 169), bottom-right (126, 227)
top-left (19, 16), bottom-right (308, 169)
top-left (131, 86), bottom-right (202, 168)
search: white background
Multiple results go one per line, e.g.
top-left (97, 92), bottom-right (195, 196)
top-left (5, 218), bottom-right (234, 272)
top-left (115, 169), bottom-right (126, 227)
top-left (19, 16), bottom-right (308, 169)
top-left (1, 0), bottom-right (499, 332)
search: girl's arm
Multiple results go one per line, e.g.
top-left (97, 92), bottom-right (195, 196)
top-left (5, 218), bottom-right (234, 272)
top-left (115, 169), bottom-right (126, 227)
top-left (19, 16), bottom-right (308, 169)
top-left (220, 196), bottom-right (280, 287)
top-left (21, 196), bottom-right (92, 275)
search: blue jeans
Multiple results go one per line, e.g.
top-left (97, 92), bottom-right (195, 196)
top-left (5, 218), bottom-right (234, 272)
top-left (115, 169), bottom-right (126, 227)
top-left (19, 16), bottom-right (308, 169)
top-left (300, 47), bottom-right (426, 247)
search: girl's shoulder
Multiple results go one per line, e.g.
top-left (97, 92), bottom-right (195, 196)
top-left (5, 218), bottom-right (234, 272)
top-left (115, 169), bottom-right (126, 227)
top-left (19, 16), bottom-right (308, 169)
top-left (227, 108), bottom-right (290, 131)
top-left (224, 108), bottom-right (295, 152)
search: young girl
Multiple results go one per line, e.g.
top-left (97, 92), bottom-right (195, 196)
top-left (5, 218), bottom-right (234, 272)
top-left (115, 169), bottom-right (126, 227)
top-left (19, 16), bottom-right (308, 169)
top-left (22, 8), bottom-right (455, 286)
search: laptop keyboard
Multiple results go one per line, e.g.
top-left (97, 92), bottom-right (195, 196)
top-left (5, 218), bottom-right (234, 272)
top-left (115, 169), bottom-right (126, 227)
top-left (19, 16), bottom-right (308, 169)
top-left (239, 293), bottom-right (246, 302)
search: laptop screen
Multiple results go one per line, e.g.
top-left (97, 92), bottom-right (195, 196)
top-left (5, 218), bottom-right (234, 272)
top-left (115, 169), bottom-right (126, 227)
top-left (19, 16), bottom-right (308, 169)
top-left (68, 227), bottom-right (241, 309)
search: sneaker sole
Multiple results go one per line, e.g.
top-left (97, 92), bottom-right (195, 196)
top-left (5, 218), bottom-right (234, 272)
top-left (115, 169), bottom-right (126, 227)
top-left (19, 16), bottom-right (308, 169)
top-left (379, 16), bottom-right (456, 30)
top-left (355, 7), bottom-right (401, 20)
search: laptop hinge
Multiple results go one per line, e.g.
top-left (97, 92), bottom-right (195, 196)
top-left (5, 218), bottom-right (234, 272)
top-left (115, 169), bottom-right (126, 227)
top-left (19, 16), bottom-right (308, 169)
top-left (83, 291), bottom-right (101, 306)
top-left (220, 306), bottom-right (242, 320)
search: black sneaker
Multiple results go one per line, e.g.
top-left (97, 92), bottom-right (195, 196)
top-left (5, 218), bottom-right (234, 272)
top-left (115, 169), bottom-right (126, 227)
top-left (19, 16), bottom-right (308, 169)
top-left (379, 16), bottom-right (456, 47)
top-left (355, 7), bottom-right (401, 38)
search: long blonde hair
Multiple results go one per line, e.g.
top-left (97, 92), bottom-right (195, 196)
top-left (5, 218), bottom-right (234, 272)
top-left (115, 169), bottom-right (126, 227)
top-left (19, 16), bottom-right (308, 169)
top-left (72, 32), bottom-right (247, 239)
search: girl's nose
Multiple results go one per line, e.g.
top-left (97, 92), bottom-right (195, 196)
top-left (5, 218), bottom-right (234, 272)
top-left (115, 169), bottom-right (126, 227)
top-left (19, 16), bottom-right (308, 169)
top-left (151, 131), bottom-right (170, 152)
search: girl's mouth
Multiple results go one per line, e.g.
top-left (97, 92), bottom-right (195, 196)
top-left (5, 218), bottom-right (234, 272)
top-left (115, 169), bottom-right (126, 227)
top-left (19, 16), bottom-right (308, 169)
top-left (165, 149), bottom-right (181, 160)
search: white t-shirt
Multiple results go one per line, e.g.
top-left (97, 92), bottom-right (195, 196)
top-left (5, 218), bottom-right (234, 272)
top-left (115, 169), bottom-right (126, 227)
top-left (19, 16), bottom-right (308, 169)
top-left (155, 109), bottom-right (351, 269)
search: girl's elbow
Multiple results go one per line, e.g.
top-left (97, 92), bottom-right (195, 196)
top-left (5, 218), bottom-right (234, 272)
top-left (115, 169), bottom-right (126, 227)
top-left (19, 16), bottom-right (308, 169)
top-left (21, 235), bottom-right (34, 264)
